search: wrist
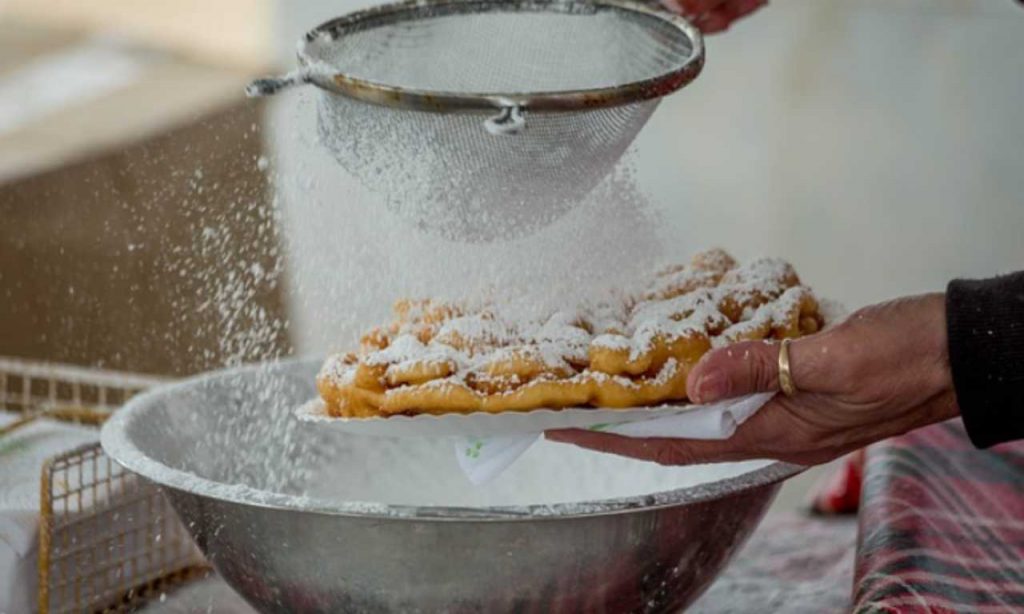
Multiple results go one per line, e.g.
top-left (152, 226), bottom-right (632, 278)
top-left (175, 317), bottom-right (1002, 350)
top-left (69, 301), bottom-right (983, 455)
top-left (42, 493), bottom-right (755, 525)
top-left (923, 292), bottom-right (954, 396)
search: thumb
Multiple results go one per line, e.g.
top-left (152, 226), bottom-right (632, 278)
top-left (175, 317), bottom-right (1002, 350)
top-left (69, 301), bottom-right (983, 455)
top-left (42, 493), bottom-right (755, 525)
top-left (687, 340), bottom-right (795, 403)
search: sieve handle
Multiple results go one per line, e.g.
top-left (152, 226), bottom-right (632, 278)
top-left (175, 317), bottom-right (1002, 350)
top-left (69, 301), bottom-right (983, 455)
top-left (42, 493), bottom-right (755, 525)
top-left (484, 105), bottom-right (526, 136)
top-left (245, 70), bottom-right (313, 98)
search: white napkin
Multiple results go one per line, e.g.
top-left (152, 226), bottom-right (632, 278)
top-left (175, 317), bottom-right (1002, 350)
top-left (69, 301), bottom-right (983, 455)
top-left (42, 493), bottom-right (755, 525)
top-left (455, 392), bottom-right (775, 485)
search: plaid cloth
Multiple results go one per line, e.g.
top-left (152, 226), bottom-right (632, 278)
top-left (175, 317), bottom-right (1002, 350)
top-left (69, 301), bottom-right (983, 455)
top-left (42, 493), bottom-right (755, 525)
top-left (853, 419), bottom-right (1024, 613)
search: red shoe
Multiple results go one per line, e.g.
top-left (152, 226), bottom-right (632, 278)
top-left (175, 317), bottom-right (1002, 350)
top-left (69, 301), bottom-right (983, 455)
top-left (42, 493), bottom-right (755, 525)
top-left (809, 449), bottom-right (864, 515)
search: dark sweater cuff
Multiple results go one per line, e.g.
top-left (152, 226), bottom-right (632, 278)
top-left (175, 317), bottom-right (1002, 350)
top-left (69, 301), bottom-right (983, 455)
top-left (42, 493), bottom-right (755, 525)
top-left (947, 272), bottom-right (1024, 448)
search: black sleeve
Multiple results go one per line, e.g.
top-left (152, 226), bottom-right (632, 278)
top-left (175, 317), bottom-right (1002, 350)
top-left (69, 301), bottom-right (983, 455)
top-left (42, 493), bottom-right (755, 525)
top-left (946, 271), bottom-right (1024, 448)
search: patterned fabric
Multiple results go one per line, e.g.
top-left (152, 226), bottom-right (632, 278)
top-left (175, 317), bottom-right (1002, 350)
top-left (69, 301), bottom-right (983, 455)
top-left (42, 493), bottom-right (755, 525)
top-left (854, 419), bottom-right (1024, 612)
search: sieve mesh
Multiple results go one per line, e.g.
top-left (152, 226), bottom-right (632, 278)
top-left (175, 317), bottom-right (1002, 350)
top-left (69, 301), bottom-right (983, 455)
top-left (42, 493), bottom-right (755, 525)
top-left (317, 95), bottom-right (659, 240)
top-left (252, 0), bottom-right (702, 241)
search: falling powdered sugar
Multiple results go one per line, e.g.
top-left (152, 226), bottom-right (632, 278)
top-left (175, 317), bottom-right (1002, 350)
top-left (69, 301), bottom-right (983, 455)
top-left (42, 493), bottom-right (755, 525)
top-left (267, 84), bottom-right (667, 357)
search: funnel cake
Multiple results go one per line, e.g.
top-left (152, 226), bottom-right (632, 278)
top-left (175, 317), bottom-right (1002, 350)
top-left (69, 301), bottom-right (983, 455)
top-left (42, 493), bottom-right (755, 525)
top-left (317, 249), bottom-right (824, 418)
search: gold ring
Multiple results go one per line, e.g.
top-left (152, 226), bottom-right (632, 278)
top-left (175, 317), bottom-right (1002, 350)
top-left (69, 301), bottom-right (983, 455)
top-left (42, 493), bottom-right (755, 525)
top-left (778, 338), bottom-right (798, 397)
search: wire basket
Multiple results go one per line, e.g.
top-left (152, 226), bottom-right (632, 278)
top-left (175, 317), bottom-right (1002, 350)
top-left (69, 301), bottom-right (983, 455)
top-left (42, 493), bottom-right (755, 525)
top-left (0, 357), bottom-right (206, 613)
top-left (40, 443), bottom-right (207, 613)
top-left (0, 356), bottom-right (159, 417)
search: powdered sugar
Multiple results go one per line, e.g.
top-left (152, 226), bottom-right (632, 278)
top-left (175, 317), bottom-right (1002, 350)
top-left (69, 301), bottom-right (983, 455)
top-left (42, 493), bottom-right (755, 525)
top-left (591, 333), bottom-right (631, 351)
top-left (721, 257), bottom-right (798, 303)
top-left (318, 353), bottom-right (353, 383)
top-left (366, 334), bottom-right (450, 367)
top-left (712, 286), bottom-right (814, 349)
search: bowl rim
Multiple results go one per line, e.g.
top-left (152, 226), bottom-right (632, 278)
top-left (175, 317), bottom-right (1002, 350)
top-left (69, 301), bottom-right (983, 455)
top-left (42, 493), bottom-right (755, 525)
top-left (101, 358), bottom-right (804, 522)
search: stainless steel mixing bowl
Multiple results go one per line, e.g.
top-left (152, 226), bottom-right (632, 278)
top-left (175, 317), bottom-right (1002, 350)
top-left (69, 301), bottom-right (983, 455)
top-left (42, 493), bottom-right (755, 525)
top-left (101, 359), bottom-right (800, 613)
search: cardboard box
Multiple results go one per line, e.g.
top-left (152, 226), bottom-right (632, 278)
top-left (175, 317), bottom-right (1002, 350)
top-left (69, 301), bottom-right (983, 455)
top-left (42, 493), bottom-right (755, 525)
top-left (0, 20), bottom-right (291, 376)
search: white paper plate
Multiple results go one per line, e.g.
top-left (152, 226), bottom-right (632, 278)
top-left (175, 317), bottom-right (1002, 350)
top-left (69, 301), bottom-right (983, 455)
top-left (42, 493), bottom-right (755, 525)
top-left (294, 399), bottom-right (699, 438)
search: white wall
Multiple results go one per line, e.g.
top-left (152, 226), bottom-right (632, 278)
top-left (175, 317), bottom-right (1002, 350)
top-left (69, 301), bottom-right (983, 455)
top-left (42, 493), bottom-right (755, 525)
top-left (633, 0), bottom-right (1024, 306)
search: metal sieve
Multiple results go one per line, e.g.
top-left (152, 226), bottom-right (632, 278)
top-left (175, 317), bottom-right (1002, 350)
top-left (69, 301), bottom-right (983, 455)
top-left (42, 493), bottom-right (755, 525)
top-left (249, 0), bottom-right (704, 241)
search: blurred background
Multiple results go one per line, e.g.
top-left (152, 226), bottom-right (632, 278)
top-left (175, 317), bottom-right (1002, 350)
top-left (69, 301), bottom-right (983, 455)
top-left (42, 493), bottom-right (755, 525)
top-left (1, 0), bottom-right (1022, 506)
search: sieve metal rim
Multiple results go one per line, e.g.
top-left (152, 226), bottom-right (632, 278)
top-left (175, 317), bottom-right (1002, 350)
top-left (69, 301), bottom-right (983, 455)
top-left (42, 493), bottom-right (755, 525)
top-left (291, 0), bottom-right (704, 113)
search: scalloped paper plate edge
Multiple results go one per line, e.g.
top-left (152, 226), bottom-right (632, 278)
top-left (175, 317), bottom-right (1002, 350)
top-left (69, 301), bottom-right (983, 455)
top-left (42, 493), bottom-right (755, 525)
top-left (294, 398), bottom-right (700, 438)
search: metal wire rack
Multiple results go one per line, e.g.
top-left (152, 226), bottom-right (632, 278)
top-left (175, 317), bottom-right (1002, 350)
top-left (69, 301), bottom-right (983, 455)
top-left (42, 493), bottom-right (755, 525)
top-left (0, 356), bottom-right (159, 416)
top-left (40, 443), bottom-right (208, 613)
top-left (0, 356), bottom-right (208, 613)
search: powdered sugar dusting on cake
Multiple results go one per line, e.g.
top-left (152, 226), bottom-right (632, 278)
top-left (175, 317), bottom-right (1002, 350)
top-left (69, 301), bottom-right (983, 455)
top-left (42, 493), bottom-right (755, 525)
top-left (591, 333), bottom-right (631, 351)
top-left (365, 334), bottom-right (431, 366)
top-left (319, 353), bottom-right (356, 386)
top-left (319, 250), bottom-right (826, 411)
top-left (721, 257), bottom-right (798, 302)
